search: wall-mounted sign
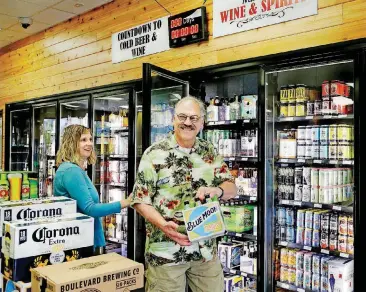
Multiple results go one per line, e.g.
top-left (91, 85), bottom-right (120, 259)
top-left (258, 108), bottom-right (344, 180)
top-left (169, 7), bottom-right (208, 48)
top-left (112, 16), bottom-right (170, 64)
top-left (213, 0), bottom-right (318, 38)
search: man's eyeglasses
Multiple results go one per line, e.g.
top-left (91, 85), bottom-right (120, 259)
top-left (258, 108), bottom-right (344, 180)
top-left (176, 114), bottom-right (201, 123)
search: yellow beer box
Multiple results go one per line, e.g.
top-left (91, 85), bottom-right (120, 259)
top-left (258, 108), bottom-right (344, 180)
top-left (183, 201), bottom-right (226, 242)
top-left (31, 253), bottom-right (144, 292)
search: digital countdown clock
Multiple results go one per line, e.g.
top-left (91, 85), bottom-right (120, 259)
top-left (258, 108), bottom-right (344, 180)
top-left (168, 7), bottom-right (208, 48)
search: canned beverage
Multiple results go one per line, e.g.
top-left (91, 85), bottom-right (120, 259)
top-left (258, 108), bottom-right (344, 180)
top-left (319, 169), bottom-right (329, 187)
top-left (286, 208), bottom-right (295, 226)
top-left (329, 232), bottom-right (338, 251)
top-left (288, 103), bottom-right (296, 117)
top-left (314, 100), bottom-right (322, 115)
top-left (274, 262), bottom-right (281, 281)
top-left (296, 85), bottom-right (306, 101)
top-left (307, 101), bottom-right (314, 116)
top-left (338, 215), bottom-right (348, 235)
top-left (297, 210), bottom-right (305, 228)
top-left (322, 81), bottom-right (330, 98)
top-left (321, 256), bottom-right (331, 277)
top-left (338, 235), bottom-right (347, 253)
top-left (297, 126), bottom-right (306, 140)
top-left (296, 102), bottom-right (306, 116)
top-left (312, 273), bottom-right (321, 292)
top-left (312, 254), bottom-right (322, 274)
top-left (288, 268), bottom-right (296, 285)
top-left (320, 126), bottom-right (329, 144)
top-left (280, 86), bottom-right (288, 102)
top-left (280, 248), bottom-right (289, 266)
top-left (297, 141), bottom-right (306, 159)
top-left (303, 185), bottom-right (311, 202)
top-left (337, 168), bottom-right (343, 185)
top-left (293, 167), bottom-right (303, 184)
top-left (311, 126), bottom-right (320, 143)
top-left (329, 125), bottom-right (337, 142)
top-left (277, 207), bottom-right (286, 225)
top-left (347, 168), bottom-right (353, 183)
top-left (337, 125), bottom-right (352, 142)
top-left (296, 270), bottom-right (304, 288)
top-left (305, 143), bottom-right (312, 159)
top-left (303, 167), bottom-right (311, 185)
top-left (312, 144), bottom-right (320, 159)
top-left (319, 144), bottom-right (328, 159)
top-left (280, 103), bottom-right (289, 117)
top-left (305, 210), bottom-right (314, 229)
top-left (295, 184), bottom-right (303, 201)
top-left (296, 227), bottom-right (305, 245)
top-left (347, 236), bottom-right (354, 255)
top-left (312, 229), bottom-right (320, 247)
top-left (304, 228), bottom-right (313, 246)
top-left (286, 226), bottom-right (295, 243)
top-left (288, 249), bottom-right (296, 268)
top-left (321, 275), bottom-right (329, 292)
top-left (305, 126), bottom-right (312, 142)
top-left (342, 185), bottom-right (349, 202)
top-left (323, 188), bottom-right (330, 204)
top-left (280, 266), bottom-right (289, 283)
top-left (322, 99), bottom-right (331, 115)
top-left (329, 143), bottom-right (338, 160)
top-left (329, 169), bottom-right (336, 186)
top-left (338, 142), bottom-right (351, 160)
top-left (311, 168), bottom-right (319, 186)
top-left (330, 213), bottom-right (338, 233)
top-left (320, 232), bottom-right (329, 249)
top-left (313, 211), bottom-right (322, 230)
top-left (275, 224), bottom-right (281, 240)
top-left (321, 213), bottom-right (330, 233)
top-left (304, 253), bottom-right (313, 273)
top-left (296, 251), bottom-right (305, 270)
top-left (288, 85), bottom-right (296, 103)
top-left (328, 187), bottom-right (334, 204)
top-left (331, 80), bottom-right (345, 97)
top-left (348, 216), bottom-right (354, 237)
top-left (280, 226), bottom-right (287, 241)
top-left (342, 169), bottom-right (349, 184)
top-left (333, 186), bottom-right (342, 203)
top-left (319, 188), bottom-right (325, 204)
top-left (311, 186), bottom-right (319, 203)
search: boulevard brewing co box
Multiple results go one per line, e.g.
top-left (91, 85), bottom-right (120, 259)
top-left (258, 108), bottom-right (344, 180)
top-left (31, 253), bottom-right (144, 292)
top-left (1, 213), bottom-right (94, 282)
top-left (183, 201), bottom-right (226, 242)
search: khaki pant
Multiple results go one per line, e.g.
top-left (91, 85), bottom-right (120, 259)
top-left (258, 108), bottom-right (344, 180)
top-left (145, 257), bottom-right (224, 292)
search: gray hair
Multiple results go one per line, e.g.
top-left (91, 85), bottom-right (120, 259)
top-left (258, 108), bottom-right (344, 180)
top-left (174, 96), bottom-right (206, 117)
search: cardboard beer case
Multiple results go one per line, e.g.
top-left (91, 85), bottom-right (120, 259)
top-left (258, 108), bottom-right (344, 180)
top-left (182, 201), bottom-right (226, 242)
top-left (1, 213), bottom-right (94, 282)
top-left (31, 253), bottom-right (144, 292)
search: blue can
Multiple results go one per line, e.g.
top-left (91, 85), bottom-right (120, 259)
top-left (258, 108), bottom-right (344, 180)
top-left (286, 226), bottom-right (295, 243)
top-left (277, 207), bottom-right (286, 226)
top-left (311, 126), bottom-right (320, 144)
top-left (312, 254), bottom-right (322, 274)
top-left (286, 208), bottom-right (295, 226)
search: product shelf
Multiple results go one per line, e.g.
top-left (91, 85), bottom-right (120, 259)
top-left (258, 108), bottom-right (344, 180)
top-left (224, 268), bottom-right (257, 280)
top-left (276, 158), bottom-right (354, 166)
top-left (223, 157), bottom-right (258, 163)
top-left (278, 199), bottom-right (353, 213)
top-left (206, 119), bottom-right (258, 128)
top-left (225, 231), bottom-right (257, 241)
top-left (98, 154), bottom-right (128, 159)
top-left (276, 281), bottom-right (310, 292)
top-left (106, 237), bottom-right (127, 244)
top-left (276, 114), bottom-right (354, 123)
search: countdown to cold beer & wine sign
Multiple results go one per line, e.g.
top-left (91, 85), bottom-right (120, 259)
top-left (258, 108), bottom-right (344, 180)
top-left (213, 0), bottom-right (318, 38)
top-left (112, 16), bottom-right (170, 64)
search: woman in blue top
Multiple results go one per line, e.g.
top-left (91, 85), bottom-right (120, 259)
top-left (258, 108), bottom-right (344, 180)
top-left (54, 124), bottom-right (130, 254)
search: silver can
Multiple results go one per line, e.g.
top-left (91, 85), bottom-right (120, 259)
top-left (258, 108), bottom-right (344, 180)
top-left (311, 168), bottom-right (319, 186)
top-left (305, 143), bottom-right (312, 159)
top-left (297, 140), bottom-right (306, 159)
top-left (311, 186), bottom-right (319, 203)
top-left (304, 253), bottom-right (313, 273)
top-left (319, 169), bottom-right (329, 187)
top-left (295, 184), bottom-right (303, 201)
top-left (297, 126), bottom-right (306, 140)
top-left (305, 126), bottom-right (312, 142)
top-left (302, 167), bottom-right (311, 185)
top-left (312, 254), bottom-right (322, 274)
top-left (311, 126), bottom-right (320, 144)
top-left (320, 125), bottom-right (329, 144)
top-left (302, 185), bottom-right (311, 202)
top-left (312, 143), bottom-right (320, 159)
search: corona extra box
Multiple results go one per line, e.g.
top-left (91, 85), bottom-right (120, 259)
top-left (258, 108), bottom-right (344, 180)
top-left (182, 201), bottom-right (226, 242)
top-left (1, 213), bottom-right (94, 282)
top-left (31, 253), bottom-right (144, 292)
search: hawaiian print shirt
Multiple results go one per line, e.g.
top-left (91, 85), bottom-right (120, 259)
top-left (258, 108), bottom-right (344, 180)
top-left (131, 132), bottom-right (233, 266)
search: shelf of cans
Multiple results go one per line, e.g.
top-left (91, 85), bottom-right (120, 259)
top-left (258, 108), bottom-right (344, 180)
top-left (224, 157), bottom-right (258, 163)
top-left (225, 231), bottom-right (257, 241)
top-left (277, 281), bottom-right (309, 292)
top-left (98, 154), bottom-right (128, 159)
top-left (277, 114), bottom-right (354, 123)
top-left (206, 119), bottom-right (258, 127)
top-left (106, 236), bottom-right (128, 244)
top-left (276, 158), bottom-right (354, 166)
top-left (278, 200), bottom-right (353, 214)
top-left (278, 81), bottom-right (353, 119)
top-left (225, 268), bottom-right (258, 280)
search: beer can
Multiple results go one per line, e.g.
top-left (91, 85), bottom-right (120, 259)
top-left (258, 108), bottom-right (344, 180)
top-left (312, 143), bottom-right (320, 159)
top-left (275, 224), bottom-right (281, 240)
top-left (337, 168), bottom-right (343, 185)
top-left (288, 85), bottom-right (296, 103)
top-left (319, 169), bottom-right (328, 187)
top-left (312, 273), bottom-right (321, 292)
top-left (320, 126), bottom-right (329, 144)
top-left (348, 215), bottom-right (354, 237)
top-left (280, 102), bottom-right (289, 117)
top-left (305, 143), bottom-right (312, 159)
top-left (338, 142), bottom-right (351, 160)
top-left (338, 215), bottom-right (348, 235)
top-left (311, 126), bottom-right (320, 144)
top-left (286, 226), bottom-right (295, 243)
top-left (297, 126), bottom-right (306, 140)
top-left (305, 126), bottom-right (312, 142)
top-left (333, 186), bottom-right (342, 203)
top-left (338, 235), bottom-right (347, 253)
top-left (288, 103), bottom-right (296, 117)
top-left (322, 81), bottom-right (330, 98)
top-left (280, 86), bottom-right (288, 103)
top-left (303, 167), bottom-right (311, 185)
top-left (288, 249), bottom-right (296, 268)
top-left (288, 268), bottom-right (296, 285)
top-left (320, 232), bottom-right (329, 249)
top-left (347, 168), bottom-right (353, 183)
top-left (280, 248), bottom-right (289, 266)
top-left (294, 167), bottom-right (303, 184)
top-left (311, 168), bottom-right (319, 186)
top-left (277, 207), bottom-right (286, 225)
top-left (342, 168), bottom-right (349, 184)
top-left (286, 208), bottom-right (295, 226)
top-left (297, 210), bottom-right (305, 228)
top-left (314, 100), bottom-right (322, 116)
top-left (328, 187), bottom-right (334, 204)
top-left (321, 213), bottom-right (330, 233)
top-left (304, 253), bottom-right (313, 273)
top-left (321, 256), bottom-right (331, 277)
top-left (337, 125), bottom-right (351, 142)
top-left (305, 210), bottom-right (314, 229)
top-left (329, 125), bottom-right (337, 142)
top-left (313, 211), bottom-right (322, 230)
top-left (311, 186), bottom-right (319, 203)
top-left (274, 262), bottom-right (281, 281)
top-left (302, 185), bottom-right (311, 202)
top-left (322, 188), bottom-right (330, 204)
top-left (331, 80), bottom-right (344, 97)
top-left (296, 250), bottom-right (305, 271)
top-left (296, 227), bottom-right (305, 245)
top-left (296, 270), bottom-right (304, 288)
top-left (296, 84), bottom-right (306, 101)
top-left (304, 228), bottom-right (313, 246)
top-left (295, 184), bottom-right (303, 201)
top-left (296, 102), bottom-right (306, 117)
top-left (342, 185), bottom-right (349, 202)
top-left (321, 275), bottom-right (329, 292)
top-left (329, 143), bottom-right (338, 160)
top-left (328, 169), bottom-right (336, 186)
top-left (312, 229), bottom-right (320, 247)
top-left (347, 236), bottom-right (354, 255)
top-left (319, 144), bottom-right (328, 159)
top-left (329, 232), bottom-right (338, 251)
top-left (297, 141), bottom-right (306, 159)
top-left (322, 99), bottom-right (331, 115)
top-left (280, 226), bottom-right (287, 241)
top-left (330, 213), bottom-right (338, 233)
top-left (280, 266), bottom-right (289, 283)
top-left (312, 254), bottom-right (322, 274)
top-left (307, 101), bottom-right (314, 116)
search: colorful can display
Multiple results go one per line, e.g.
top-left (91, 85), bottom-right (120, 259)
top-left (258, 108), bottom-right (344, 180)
top-left (296, 227), bottom-right (305, 245)
top-left (288, 103), bottom-right (296, 117)
top-left (296, 102), bottom-right (306, 117)
top-left (296, 251), bottom-right (305, 271)
top-left (312, 229), bottom-right (320, 247)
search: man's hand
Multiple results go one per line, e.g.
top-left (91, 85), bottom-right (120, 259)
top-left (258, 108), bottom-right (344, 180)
top-left (195, 186), bottom-right (222, 201)
top-left (160, 221), bottom-right (191, 246)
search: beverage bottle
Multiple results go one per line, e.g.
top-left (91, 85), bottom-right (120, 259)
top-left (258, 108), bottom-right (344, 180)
top-left (218, 97), bottom-right (226, 121)
top-left (123, 109), bottom-right (129, 127)
top-left (21, 173), bottom-right (30, 200)
top-left (224, 98), bottom-right (231, 121)
top-left (218, 130), bottom-right (225, 157)
top-left (0, 173), bottom-right (10, 201)
top-left (230, 95), bottom-right (240, 120)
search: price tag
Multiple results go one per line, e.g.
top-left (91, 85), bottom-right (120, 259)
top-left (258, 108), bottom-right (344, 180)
top-left (340, 253), bottom-right (349, 258)
top-left (282, 200), bottom-right (290, 205)
top-left (305, 116), bottom-right (313, 119)
top-left (207, 122), bottom-right (214, 126)
top-left (241, 157), bottom-right (248, 161)
top-left (343, 160), bottom-right (353, 165)
top-left (243, 119), bottom-right (250, 123)
top-left (324, 115), bottom-right (332, 119)
top-left (229, 157), bottom-right (235, 161)
top-left (236, 233), bottom-right (242, 237)
top-left (281, 164), bottom-right (289, 167)
top-left (297, 288), bottom-right (305, 292)
top-left (294, 201), bottom-right (302, 206)
top-left (304, 246), bottom-right (312, 251)
top-left (230, 120), bottom-right (236, 124)
top-left (329, 160), bottom-right (338, 164)
top-left (297, 159), bottom-right (305, 163)
top-left (280, 241), bottom-right (288, 246)
top-left (321, 249), bottom-right (330, 255)
top-left (338, 115), bottom-right (347, 118)
top-left (216, 121), bottom-right (225, 125)
top-left (241, 272), bottom-right (248, 277)
top-left (250, 197), bottom-right (257, 201)
top-left (333, 205), bottom-right (342, 211)
top-left (314, 204), bottom-right (323, 208)
top-left (284, 117), bottom-right (294, 121)
top-left (282, 283), bottom-right (290, 289)
top-left (230, 269), bottom-right (237, 275)
top-left (281, 159), bottom-right (289, 163)
top-left (313, 160), bottom-right (322, 164)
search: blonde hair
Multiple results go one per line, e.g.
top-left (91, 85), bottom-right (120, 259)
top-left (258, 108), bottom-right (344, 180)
top-left (56, 125), bottom-right (96, 167)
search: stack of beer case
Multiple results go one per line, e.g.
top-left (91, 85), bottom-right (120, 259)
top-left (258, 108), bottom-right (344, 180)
top-left (0, 197), bottom-right (95, 292)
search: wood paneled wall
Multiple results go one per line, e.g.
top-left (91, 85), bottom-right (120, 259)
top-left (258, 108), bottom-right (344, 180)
top-left (0, 0), bottom-right (365, 166)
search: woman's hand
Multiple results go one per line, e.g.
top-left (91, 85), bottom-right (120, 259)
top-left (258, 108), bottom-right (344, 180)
top-left (120, 194), bottom-right (132, 209)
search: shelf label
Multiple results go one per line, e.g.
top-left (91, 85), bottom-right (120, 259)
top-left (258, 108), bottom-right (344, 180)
top-left (314, 204), bottom-right (323, 208)
top-left (241, 272), bottom-right (248, 277)
top-left (281, 283), bottom-right (290, 289)
top-left (280, 241), bottom-right (288, 247)
top-left (321, 249), bottom-right (330, 255)
top-left (250, 197), bottom-right (257, 201)
top-left (236, 233), bottom-right (242, 237)
top-left (230, 120), bottom-right (236, 124)
top-left (305, 116), bottom-right (313, 119)
top-left (313, 160), bottom-right (322, 164)
top-left (329, 160), bottom-right (338, 164)
top-left (243, 120), bottom-right (250, 123)
top-left (294, 201), bottom-right (302, 206)
top-left (338, 115), bottom-right (347, 118)
top-left (229, 157), bottom-right (235, 161)
top-left (297, 159), bottom-right (305, 163)
top-left (340, 253), bottom-right (349, 258)
top-left (230, 269), bottom-right (237, 275)
top-left (282, 200), bottom-right (290, 205)
top-left (216, 121), bottom-right (225, 125)
top-left (283, 117), bottom-right (294, 121)
top-left (281, 159), bottom-right (289, 162)
top-left (281, 164), bottom-right (289, 167)
top-left (343, 160), bottom-right (353, 165)
top-left (304, 246), bottom-right (312, 251)
top-left (324, 115), bottom-right (332, 119)
top-left (333, 205), bottom-right (342, 211)
top-left (297, 288), bottom-right (305, 292)
top-left (241, 157), bottom-right (248, 161)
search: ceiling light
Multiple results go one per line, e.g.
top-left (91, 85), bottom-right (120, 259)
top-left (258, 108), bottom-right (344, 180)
top-left (74, 3), bottom-right (84, 7)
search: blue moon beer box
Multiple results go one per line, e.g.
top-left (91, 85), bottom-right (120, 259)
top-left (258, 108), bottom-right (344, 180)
top-left (183, 201), bottom-right (226, 242)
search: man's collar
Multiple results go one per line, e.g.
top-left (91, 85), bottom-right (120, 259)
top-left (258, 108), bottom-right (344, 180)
top-left (167, 131), bottom-right (204, 153)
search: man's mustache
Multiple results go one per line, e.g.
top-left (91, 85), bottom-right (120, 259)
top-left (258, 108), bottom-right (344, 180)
top-left (179, 124), bottom-right (195, 130)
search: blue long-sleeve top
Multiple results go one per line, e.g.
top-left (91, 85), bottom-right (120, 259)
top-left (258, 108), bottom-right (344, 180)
top-left (53, 162), bottom-right (121, 247)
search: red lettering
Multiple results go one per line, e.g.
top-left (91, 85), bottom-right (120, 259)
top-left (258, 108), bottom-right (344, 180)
top-left (220, 5), bottom-right (246, 22)
top-left (240, 5), bottom-right (246, 18)
top-left (261, 0), bottom-right (268, 12)
top-left (220, 10), bottom-right (229, 23)
top-left (233, 7), bottom-right (240, 19)
top-left (280, 0), bottom-right (288, 7)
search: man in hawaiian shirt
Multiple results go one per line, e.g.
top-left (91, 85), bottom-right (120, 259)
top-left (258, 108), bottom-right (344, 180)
top-left (131, 96), bottom-right (237, 292)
